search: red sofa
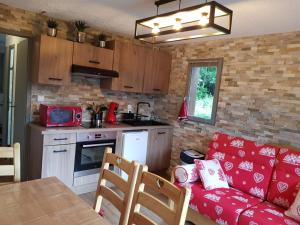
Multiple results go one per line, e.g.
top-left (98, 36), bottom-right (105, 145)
top-left (176, 132), bottom-right (300, 225)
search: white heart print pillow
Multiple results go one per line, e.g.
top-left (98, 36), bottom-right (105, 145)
top-left (195, 159), bottom-right (229, 190)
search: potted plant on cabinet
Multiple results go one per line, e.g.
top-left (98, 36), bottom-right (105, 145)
top-left (75, 20), bottom-right (89, 43)
top-left (47, 19), bottom-right (58, 37)
top-left (98, 33), bottom-right (107, 48)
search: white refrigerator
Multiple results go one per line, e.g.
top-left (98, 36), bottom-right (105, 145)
top-left (121, 131), bottom-right (148, 179)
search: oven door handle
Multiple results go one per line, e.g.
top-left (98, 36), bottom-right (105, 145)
top-left (82, 143), bottom-right (115, 148)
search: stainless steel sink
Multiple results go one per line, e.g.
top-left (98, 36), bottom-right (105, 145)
top-left (122, 120), bottom-right (169, 127)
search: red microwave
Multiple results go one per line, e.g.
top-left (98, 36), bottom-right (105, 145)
top-left (40, 104), bottom-right (82, 127)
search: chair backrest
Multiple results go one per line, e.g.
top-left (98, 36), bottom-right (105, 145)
top-left (94, 147), bottom-right (140, 225)
top-left (0, 143), bottom-right (20, 183)
top-left (129, 166), bottom-right (191, 225)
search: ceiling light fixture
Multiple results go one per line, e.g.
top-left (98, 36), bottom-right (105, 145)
top-left (152, 23), bottom-right (160, 34)
top-left (199, 12), bottom-right (209, 26)
top-left (135, 0), bottom-right (233, 44)
top-left (173, 18), bottom-right (182, 31)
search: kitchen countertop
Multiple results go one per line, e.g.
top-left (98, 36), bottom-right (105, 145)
top-left (29, 122), bottom-right (173, 135)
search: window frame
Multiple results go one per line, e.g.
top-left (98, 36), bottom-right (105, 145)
top-left (185, 58), bottom-right (223, 125)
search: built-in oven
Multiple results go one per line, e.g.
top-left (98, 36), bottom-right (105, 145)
top-left (74, 131), bottom-right (117, 178)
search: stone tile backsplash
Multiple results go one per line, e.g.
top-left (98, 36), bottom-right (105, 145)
top-left (31, 77), bottom-right (154, 122)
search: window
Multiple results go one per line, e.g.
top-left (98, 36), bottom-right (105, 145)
top-left (186, 58), bottom-right (223, 125)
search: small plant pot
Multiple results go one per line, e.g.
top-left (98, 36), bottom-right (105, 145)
top-left (47, 28), bottom-right (57, 37)
top-left (77, 32), bottom-right (86, 43)
top-left (99, 41), bottom-right (106, 48)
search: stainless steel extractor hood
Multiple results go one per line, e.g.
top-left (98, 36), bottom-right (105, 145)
top-left (72, 65), bottom-right (119, 79)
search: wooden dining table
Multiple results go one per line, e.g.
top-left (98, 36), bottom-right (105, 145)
top-left (0, 177), bottom-right (110, 225)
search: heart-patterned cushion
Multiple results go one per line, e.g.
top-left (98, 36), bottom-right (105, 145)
top-left (239, 201), bottom-right (299, 225)
top-left (285, 190), bottom-right (300, 222)
top-left (174, 164), bottom-right (199, 183)
top-left (206, 132), bottom-right (280, 199)
top-left (267, 147), bottom-right (300, 209)
top-left (194, 159), bottom-right (229, 190)
top-left (176, 181), bottom-right (262, 225)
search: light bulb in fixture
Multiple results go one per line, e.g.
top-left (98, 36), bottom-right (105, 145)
top-left (173, 18), bottom-right (182, 31)
top-left (152, 23), bottom-right (160, 34)
top-left (199, 12), bottom-right (209, 26)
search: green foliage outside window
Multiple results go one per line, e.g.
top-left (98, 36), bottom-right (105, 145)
top-left (196, 66), bottom-right (217, 100)
top-left (187, 59), bottom-right (222, 124)
top-left (194, 66), bottom-right (217, 120)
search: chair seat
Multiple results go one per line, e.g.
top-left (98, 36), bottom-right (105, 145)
top-left (176, 182), bottom-right (262, 225)
top-left (239, 201), bottom-right (299, 225)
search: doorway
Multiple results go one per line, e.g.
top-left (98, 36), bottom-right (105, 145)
top-left (0, 33), bottom-right (30, 180)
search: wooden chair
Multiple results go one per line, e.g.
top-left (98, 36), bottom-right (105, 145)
top-left (170, 169), bottom-right (216, 225)
top-left (129, 166), bottom-right (191, 225)
top-left (0, 143), bottom-right (21, 184)
top-left (94, 147), bottom-right (140, 225)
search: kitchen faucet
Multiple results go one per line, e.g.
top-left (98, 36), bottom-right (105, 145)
top-left (136, 102), bottom-right (151, 120)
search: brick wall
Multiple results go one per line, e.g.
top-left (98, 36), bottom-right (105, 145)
top-left (0, 3), bottom-right (154, 121)
top-left (154, 31), bottom-right (300, 168)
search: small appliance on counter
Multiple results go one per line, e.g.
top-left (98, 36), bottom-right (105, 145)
top-left (106, 102), bottom-right (119, 124)
top-left (39, 104), bottom-right (82, 127)
top-left (180, 149), bottom-right (205, 165)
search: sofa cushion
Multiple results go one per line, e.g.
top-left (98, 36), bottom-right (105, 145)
top-left (267, 147), bottom-right (300, 209)
top-left (239, 201), bottom-right (299, 225)
top-left (195, 159), bottom-right (229, 190)
top-left (177, 181), bottom-right (262, 225)
top-left (174, 164), bottom-right (199, 183)
top-left (206, 132), bottom-right (279, 199)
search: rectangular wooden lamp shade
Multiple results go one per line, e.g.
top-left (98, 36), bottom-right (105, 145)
top-left (135, 1), bottom-right (233, 44)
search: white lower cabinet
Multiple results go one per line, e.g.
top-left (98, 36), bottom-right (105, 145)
top-left (42, 144), bottom-right (76, 187)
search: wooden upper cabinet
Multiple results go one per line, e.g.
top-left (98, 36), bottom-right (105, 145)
top-left (101, 41), bottom-right (146, 92)
top-left (73, 43), bottom-right (113, 70)
top-left (100, 41), bottom-right (172, 94)
top-left (117, 41), bottom-right (145, 93)
top-left (143, 49), bottom-right (172, 95)
top-left (32, 35), bottom-right (73, 85)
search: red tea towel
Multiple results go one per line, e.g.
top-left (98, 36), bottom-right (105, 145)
top-left (178, 98), bottom-right (188, 121)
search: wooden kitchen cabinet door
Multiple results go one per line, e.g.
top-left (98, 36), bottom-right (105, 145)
top-left (42, 144), bottom-right (76, 187)
top-left (73, 43), bottom-right (113, 70)
top-left (32, 35), bottom-right (73, 85)
top-left (113, 41), bottom-right (145, 93)
top-left (143, 49), bottom-right (172, 95)
top-left (147, 128), bottom-right (173, 172)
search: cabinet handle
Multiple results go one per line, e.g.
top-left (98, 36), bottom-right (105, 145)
top-left (153, 88), bottom-right (161, 91)
top-left (89, 60), bottom-right (100, 64)
top-left (53, 138), bottom-right (68, 141)
top-left (48, 77), bottom-right (63, 81)
top-left (124, 85), bottom-right (134, 89)
top-left (53, 150), bottom-right (67, 153)
top-left (158, 132), bottom-right (166, 135)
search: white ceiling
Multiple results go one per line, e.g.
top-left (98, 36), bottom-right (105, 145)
top-left (1, 0), bottom-right (300, 41)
